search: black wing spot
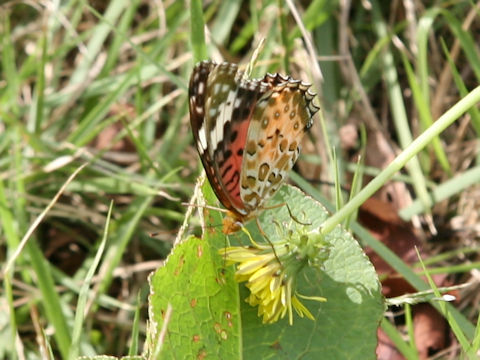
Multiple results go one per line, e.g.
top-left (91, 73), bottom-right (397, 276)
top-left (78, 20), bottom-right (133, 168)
top-left (221, 164), bottom-right (233, 179)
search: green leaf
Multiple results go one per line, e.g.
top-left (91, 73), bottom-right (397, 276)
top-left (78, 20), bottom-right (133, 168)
top-left (148, 178), bottom-right (239, 358)
top-left (148, 237), bottom-right (239, 358)
top-left (149, 183), bottom-right (383, 359)
top-left (240, 186), bottom-right (383, 359)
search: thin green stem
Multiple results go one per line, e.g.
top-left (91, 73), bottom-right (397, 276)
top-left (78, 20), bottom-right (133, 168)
top-left (321, 85), bottom-right (480, 235)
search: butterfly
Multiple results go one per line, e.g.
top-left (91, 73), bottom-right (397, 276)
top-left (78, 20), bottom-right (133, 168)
top-left (189, 60), bottom-right (319, 234)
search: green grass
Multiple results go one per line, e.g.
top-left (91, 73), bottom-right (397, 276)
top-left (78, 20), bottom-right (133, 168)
top-left (1, 0), bottom-right (480, 359)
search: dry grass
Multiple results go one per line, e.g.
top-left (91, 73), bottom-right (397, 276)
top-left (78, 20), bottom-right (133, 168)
top-left (1, 0), bottom-right (479, 358)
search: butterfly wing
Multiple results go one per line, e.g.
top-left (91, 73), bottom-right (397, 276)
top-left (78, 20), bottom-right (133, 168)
top-left (239, 74), bottom-right (319, 212)
top-left (189, 61), bottom-right (319, 220)
top-left (189, 61), bottom-right (268, 217)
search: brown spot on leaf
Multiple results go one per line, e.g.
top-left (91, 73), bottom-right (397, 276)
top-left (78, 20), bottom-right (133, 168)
top-left (174, 256), bottom-right (185, 276)
top-left (197, 349), bottom-right (207, 360)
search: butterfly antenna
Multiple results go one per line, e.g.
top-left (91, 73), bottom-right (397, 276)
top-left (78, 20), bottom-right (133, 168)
top-left (286, 204), bottom-right (312, 226)
top-left (180, 202), bottom-right (229, 214)
top-left (263, 202), bottom-right (286, 211)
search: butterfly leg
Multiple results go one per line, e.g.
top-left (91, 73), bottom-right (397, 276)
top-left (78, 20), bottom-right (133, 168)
top-left (255, 217), bottom-right (282, 265)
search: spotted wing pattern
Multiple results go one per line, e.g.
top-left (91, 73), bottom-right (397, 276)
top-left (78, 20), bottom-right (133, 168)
top-left (240, 73), bottom-right (318, 213)
top-left (189, 61), bottom-right (267, 217)
top-left (189, 60), bottom-right (319, 229)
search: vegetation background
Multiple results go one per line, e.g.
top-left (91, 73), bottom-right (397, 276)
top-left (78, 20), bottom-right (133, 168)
top-left (1, 0), bottom-right (479, 359)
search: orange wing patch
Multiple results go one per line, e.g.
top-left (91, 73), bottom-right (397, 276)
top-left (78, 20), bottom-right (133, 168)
top-left (240, 85), bottom-right (312, 213)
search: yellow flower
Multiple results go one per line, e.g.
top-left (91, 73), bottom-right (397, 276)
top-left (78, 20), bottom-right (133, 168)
top-left (220, 224), bottom-right (328, 325)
